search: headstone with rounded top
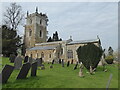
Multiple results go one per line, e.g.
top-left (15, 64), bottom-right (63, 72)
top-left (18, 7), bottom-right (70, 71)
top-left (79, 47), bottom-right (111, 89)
top-left (14, 55), bottom-right (22, 70)
top-left (31, 62), bottom-right (37, 76)
top-left (16, 63), bottom-right (31, 79)
top-left (0, 65), bottom-right (14, 83)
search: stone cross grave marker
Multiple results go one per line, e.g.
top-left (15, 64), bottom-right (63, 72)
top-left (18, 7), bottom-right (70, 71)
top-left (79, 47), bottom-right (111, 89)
top-left (31, 62), bottom-right (37, 76)
top-left (14, 55), bottom-right (22, 70)
top-left (16, 63), bottom-right (31, 79)
top-left (24, 56), bottom-right (29, 63)
top-left (67, 61), bottom-right (70, 67)
top-left (9, 54), bottom-right (16, 63)
top-left (0, 65), bottom-right (14, 83)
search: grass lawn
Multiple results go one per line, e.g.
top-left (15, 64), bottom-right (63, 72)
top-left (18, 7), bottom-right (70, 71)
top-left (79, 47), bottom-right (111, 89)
top-left (1, 57), bottom-right (119, 88)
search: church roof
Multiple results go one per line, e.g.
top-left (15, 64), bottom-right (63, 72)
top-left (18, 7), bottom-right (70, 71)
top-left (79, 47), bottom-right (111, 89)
top-left (67, 39), bottom-right (99, 45)
top-left (27, 45), bottom-right (57, 51)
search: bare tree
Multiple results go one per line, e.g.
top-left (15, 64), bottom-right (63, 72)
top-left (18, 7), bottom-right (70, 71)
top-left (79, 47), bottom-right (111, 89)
top-left (4, 3), bottom-right (24, 30)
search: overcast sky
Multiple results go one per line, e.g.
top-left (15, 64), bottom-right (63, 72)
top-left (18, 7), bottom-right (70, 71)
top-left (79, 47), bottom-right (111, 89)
top-left (1, 2), bottom-right (118, 51)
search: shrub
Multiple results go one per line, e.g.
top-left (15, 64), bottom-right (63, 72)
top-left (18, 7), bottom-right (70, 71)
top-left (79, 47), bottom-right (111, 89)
top-left (77, 43), bottom-right (103, 70)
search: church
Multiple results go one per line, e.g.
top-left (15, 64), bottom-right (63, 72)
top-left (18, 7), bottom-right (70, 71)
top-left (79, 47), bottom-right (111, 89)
top-left (24, 8), bottom-right (101, 63)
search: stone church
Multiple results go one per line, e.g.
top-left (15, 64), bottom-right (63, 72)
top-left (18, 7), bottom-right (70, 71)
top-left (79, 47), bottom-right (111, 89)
top-left (24, 8), bottom-right (101, 63)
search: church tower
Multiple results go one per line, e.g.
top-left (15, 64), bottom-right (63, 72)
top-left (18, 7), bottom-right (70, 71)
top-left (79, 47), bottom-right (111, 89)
top-left (24, 7), bottom-right (48, 48)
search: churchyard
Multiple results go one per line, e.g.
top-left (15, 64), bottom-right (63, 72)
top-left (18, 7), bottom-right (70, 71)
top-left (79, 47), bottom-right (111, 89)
top-left (1, 57), bottom-right (118, 88)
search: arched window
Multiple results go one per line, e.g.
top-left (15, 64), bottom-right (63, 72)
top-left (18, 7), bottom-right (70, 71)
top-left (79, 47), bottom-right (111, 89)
top-left (67, 50), bottom-right (73, 59)
top-left (40, 30), bottom-right (42, 37)
top-left (41, 52), bottom-right (44, 58)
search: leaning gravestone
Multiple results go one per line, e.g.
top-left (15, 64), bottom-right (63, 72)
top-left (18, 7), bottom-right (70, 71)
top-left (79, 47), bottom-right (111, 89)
top-left (28, 57), bottom-right (33, 64)
top-left (36, 58), bottom-right (42, 66)
top-left (9, 54), bottom-right (16, 63)
top-left (31, 62), bottom-right (37, 76)
top-left (0, 65), bottom-right (14, 83)
top-left (67, 61), bottom-right (70, 67)
top-left (62, 59), bottom-right (64, 67)
top-left (24, 56), bottom-right (29, 63)
top-left (16, 63), bottom-right (31, 79)
top-left (71, 59), bottom-right (73, 64)
top-left (73, 62), bottom-right (78, 70)
top-left (52, 60), bottom-right (55, 64)
top-left (14, 56), bottom-right (22, 70)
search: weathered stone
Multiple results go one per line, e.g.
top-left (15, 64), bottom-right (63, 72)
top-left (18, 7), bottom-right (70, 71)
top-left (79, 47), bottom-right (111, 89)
top-left (14, 55), bottom-right (22, 70)
top-left (28, 57), bottom-right (33, 64)
top-left (24, 56), bottom-right (29, 63)
top-left (0, 65), bottom-right (14, 83)
top-left (16, 63), bottom-right (31, 79)
top-left (31, 62), bottom-right (37, 76)
top-left (9, 54), bottom-right (16, 63)
top-left (36, 58), bottom-right (42, 66)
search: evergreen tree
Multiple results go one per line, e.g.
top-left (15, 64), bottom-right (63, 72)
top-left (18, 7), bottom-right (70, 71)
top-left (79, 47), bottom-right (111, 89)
top-left (47, 37), bottom-right (52, 42)
top-left (2, 25), bottom-right (21, 57)
top-left (47, 31), bottom-right (62, 42)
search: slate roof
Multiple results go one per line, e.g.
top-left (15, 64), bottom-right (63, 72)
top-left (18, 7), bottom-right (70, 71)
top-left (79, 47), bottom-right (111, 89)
top-left (28, 45), bottom-right (57, 51)
top-left (67, 39), bottom-right (99, 45)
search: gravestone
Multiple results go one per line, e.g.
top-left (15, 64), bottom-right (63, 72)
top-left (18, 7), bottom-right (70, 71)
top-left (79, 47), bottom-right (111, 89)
top-left (14, 55), bottom-right (22, 70)
top-left (50, 65), bottom-right (53, 68)
top-left (16, 63), bottom-right (31, 79)
top-left (31, 62), bottom-right (37, 76)
top-left (9, 54), bottom-right (16, 63)
top-left (59, 59), bottom-right (61, 64)
top-left (73, 62), bottom-right (78, 70)
top-left (62, 59), bottom-right (64, 67)
top-left (36, 58), bottom-right (42, 66)
top-left (41, 66), bottom-right (45, 70)
top-left (28, 57), bottom-right (33, 64)
top-left (24, 56), bottom-right (29, 63)
top-left (52, 60), bottom-right (55, 64)
top-left (0, 65), bottom-right (14, 83)
top-left (67, 61), bottom-right (70, 67)
top-left (71, 59), bottom-right (73, 64)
